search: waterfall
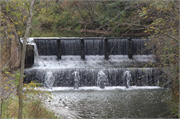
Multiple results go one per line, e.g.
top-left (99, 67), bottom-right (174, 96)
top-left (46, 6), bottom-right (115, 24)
top-left (61, 40), bottom-right (81, 55)
top-left (32, 42), bottom-right (39, 62)
top-left (24, 68), bottom-right (166, 87)
top-left (23, 37), bottom-right (169, 89)
top-left (72, 71), bottom-right (80, 89)
top-left (35, 39), bottom-right (57, 55)
top-left (44, 71), bottom-right (55, 88)
top-left (123, 70), bottom-right (132, 88)
top-left (34, 38), bottom-right (153, 56)
top-left (97, 70), bottom-right (108, 89)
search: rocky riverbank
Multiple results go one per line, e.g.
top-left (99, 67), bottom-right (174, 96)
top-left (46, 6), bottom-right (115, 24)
top-left (43, 94), bottom-right (80, 119)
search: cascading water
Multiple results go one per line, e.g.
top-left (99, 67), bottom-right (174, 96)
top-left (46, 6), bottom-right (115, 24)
top-left (33, 43), bottom-right (40, 64)
top-left (72, 71), bottom-right (80, 89)
top-left (23, 37), bottom-right (170, 118)
top-left (44, 71), bottom-right (55, 88)
top-left (24, 38), bottom-right (167, 87)
top-left (97, 70), bottom-right (108, 89)
top-left (123, 70), bottom-right (132, 88)
top-left (34, 38), bottom-right (153, 56)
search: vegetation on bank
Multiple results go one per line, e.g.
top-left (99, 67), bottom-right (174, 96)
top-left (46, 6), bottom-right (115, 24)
top-left (1, 95), bottom-right (58, 119)
top-left (0, 68), bottom-right (58, 118)
top-left (0, 0), bottom-right (179, 118)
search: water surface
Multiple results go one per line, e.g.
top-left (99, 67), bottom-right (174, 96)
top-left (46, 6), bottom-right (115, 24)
top-left (48, 87), bottom-right (169, 118)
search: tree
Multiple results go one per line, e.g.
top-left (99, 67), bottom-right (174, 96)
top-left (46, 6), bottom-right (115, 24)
top-left (18, 0), bottom-right (34, 118)
top-left (0, 0), bottom-right (33, 117)
top-left (137, 1), bottom-right (179, 117)
top-left (0, 0), bottom-right (31, 69)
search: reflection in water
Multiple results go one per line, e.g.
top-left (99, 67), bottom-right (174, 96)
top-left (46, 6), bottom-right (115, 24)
top-left (49, 88), bottom-right (169, 118)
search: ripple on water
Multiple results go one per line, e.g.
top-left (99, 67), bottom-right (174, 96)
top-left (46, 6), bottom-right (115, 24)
top-left (46, 88), bottom-right (170, 118)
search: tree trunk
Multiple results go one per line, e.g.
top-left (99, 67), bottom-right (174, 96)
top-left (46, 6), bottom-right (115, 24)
top-left (18, 0), bottom-right (34, 118)
top-left (0, 99), bottom-right (3, 119)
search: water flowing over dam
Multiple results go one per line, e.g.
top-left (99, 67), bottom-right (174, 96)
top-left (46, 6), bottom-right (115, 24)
top-left (34, 38), bottom-right (152, 55)
top-left (23, 37), bottom-right (169, 118)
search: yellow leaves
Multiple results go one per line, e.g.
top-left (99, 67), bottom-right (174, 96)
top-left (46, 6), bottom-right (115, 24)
top-left (23, 16), bottom-right (26, 21)
top-left (1, 18), bottom-right (6, 22)
top-left (144, 15), bottom-right (148, 19)
top-left (1, 27), bottom-right (5, 31)
top-left (142, 7), bottom-right (147, 10)
top-left (14, 21), bottom-right (18, 25)
top-left (150, 26), bottom-right (155, 29)
top-left (176, 92), bottom-right (179, 96)
top-left (139, 7), bottom-right (147, 17)
top-left (17, 30), bottom-right (22, 36)
top-left (154, 18), bottom-right (165, 24)
top-left (5, 71), bottom-right (10, 75)
top-left (4, 86), bottom-right (10, 90)
top-left (7, 28), bottom-right (11, 33)
top-left (24, 81), bottom-right (42, 91)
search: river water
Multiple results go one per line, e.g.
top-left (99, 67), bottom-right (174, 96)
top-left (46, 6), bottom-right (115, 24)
top-left (45, 87), bottom-right (169, 119)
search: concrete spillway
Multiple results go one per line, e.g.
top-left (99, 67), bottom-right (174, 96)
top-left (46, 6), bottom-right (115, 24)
top-left (23, 37), bottom-right (168, 88)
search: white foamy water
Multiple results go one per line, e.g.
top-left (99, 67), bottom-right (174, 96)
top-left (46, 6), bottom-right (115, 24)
top-left (30, 55), bottom-right (155, 69)
top-left (123, 70), bottom-right (132, 88)
top-left (34, 86), bottom-right (164, 92)
top-left (44, 71), bottom-right (55, 88)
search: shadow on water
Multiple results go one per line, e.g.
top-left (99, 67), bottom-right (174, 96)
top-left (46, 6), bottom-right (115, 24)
top-left (50, 88), bottom-right (170, 119)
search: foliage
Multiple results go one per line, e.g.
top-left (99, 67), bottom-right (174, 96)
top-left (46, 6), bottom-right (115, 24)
top-left (1, 0), bottom-right (28, 38)
top-left (12, 70), bottom-right (21, 87)
top-left (1, 95), bottom-right (58, 118)
top-left (138, 1), bottom-right (179, 117)
top-left (0, 69), bottom-right (55, 118)
top-left (0, 69), bottom-right (16, 100)
top-left (31, 1), bottom-right (141, 37)
top-left (0, 0), bottom-right (31, 69)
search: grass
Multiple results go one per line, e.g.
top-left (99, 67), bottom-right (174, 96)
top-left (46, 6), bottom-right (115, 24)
top-left (1, 94), bottom-right (59, 119)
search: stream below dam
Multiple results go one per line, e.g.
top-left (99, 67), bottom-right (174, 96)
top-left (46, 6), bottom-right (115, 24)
top-left (44, 87), bottom-right (170, 119)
